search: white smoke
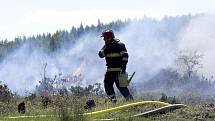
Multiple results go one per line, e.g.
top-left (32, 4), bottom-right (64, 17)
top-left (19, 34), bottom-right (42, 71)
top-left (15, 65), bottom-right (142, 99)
top-left (118, 19), bottom-right (179, 82)
top-left (0, 33), bottom-right (105, 96)
top-left (178, 14), bottom-right (215, 78)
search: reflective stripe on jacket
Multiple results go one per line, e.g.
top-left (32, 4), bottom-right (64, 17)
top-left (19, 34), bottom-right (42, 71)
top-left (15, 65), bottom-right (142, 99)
top-left (107, 67), bottom-right (122, 72)
top-left (99, 39), bottom-right (128, 69)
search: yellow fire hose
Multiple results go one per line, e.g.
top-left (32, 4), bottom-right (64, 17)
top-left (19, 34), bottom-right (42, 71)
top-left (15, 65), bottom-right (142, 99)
top-left (83, 101), bottom-right (171, 116)
top-left (90, 101), bottom-right (186, 121)
top-left (4, 101), bottom-right (186, 120)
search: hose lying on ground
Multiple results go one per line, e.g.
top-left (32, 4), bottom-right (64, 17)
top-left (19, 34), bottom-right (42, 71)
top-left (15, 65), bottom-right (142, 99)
top-left (4, 101), bottom-right (186, 120)
top-left (93, 103), bottom-right (187, 121)
top-left (83, 101), bottom-right (171, 116)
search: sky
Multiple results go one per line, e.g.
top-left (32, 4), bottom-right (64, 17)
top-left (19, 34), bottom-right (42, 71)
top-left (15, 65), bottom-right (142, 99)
top-left (0, 0), bottom-right (215, 41)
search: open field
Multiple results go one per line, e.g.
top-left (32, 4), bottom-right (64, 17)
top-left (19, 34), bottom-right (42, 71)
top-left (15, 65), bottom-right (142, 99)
top-left (0, 94), bottom-right (215, 121)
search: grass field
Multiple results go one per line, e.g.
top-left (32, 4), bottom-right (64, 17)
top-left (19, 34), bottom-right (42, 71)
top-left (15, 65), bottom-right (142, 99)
top-left (0, 94), bottom-right (215, 121)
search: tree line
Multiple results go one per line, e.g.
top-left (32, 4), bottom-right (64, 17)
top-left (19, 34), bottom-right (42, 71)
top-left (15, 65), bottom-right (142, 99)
top-left (0, 15), bottom-right (193, 62)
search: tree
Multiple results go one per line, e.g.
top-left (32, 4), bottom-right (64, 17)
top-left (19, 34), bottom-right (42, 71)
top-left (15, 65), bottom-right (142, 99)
top-left (175, 50), bottom-right (204, 78)
top-left (36, 63), bottom-right (56, 95)
top-left (49, 31), bottom-right (62, 52)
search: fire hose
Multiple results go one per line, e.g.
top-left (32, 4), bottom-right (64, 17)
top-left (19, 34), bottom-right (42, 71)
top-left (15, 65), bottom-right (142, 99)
top-left (4, 101), bottom-right (186, 120)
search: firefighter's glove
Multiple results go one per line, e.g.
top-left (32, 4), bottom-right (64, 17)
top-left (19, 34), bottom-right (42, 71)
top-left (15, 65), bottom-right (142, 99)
top-left (98, 51), bottom-right (105, 58)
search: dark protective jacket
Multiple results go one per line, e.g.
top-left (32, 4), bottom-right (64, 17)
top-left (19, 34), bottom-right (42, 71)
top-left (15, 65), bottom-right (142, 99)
top-left (98, 39), bottom-right (128, 72)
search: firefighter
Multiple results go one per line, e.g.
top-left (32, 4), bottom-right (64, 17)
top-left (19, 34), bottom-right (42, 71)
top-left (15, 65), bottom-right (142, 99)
top-left (98, 29), bottom-right (133, 103)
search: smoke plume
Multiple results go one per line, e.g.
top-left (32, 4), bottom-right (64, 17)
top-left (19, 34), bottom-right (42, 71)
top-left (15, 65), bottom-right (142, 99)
top-left (178, 14), bottom-right (215, 79)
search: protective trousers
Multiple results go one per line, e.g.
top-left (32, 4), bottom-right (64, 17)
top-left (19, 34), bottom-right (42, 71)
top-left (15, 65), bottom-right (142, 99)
top-left (104, 71), bottom-right (133, 101)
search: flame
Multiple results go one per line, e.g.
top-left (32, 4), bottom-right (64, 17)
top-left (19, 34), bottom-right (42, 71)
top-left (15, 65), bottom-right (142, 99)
top-left (72, 62), bottom-right (86, 77)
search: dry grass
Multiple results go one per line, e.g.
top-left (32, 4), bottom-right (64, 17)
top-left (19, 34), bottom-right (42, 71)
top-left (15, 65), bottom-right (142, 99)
top-left (0, 94), bottom-right (215, 121)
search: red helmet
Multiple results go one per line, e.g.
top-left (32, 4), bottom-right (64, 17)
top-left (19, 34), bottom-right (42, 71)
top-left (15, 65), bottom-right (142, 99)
top-left (101, 29), bottom-right (115, 39)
